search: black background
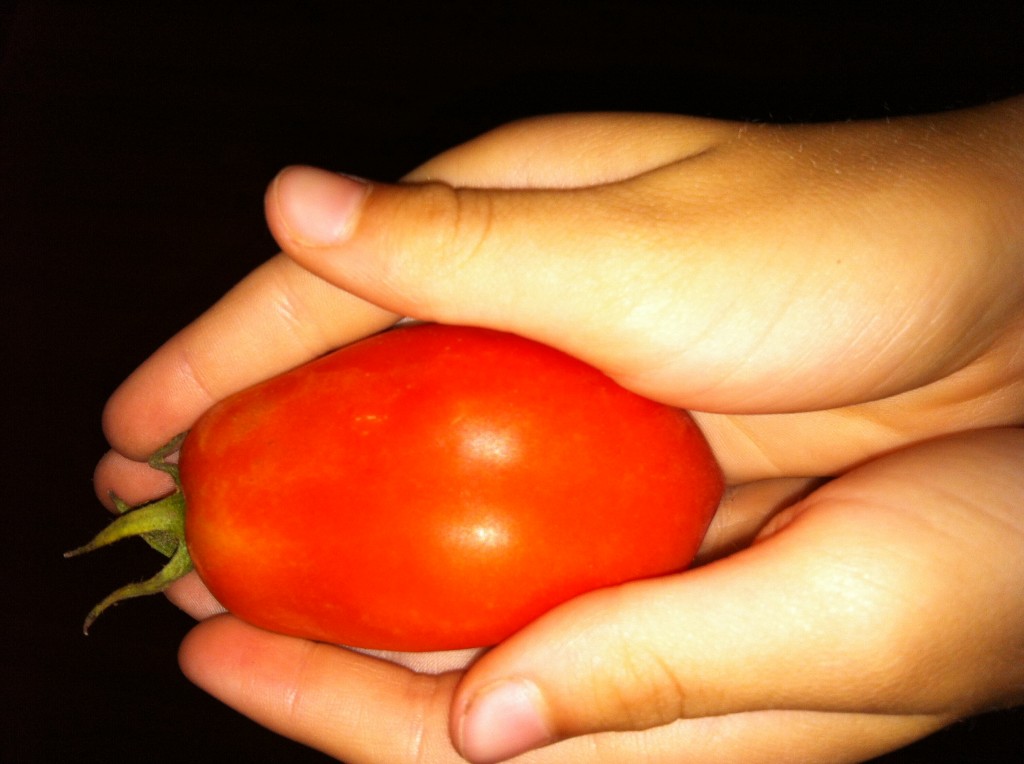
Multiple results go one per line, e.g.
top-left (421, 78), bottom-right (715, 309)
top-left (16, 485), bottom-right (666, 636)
top-left (4, 1), bottom-right (1023, 762)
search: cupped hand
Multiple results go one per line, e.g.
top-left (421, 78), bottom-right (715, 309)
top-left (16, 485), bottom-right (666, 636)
top-left (103, 104), bottom-right (1024, 481)
top-left (94, 99), bottom-right (1024, 762)
top-left (173, 428), bottom-right (1024, 763)
top-left (262, 104), bottom-right (1024, 482)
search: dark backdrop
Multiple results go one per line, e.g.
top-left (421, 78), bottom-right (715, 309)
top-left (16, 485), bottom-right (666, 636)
top-left (4, 1), bottom-right (1022, 762)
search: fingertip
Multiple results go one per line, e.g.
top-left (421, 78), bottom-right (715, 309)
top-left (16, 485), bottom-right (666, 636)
top-left (92, 448), bottom-right (176, 508)
top-left (455, 678), bottom-right (555, 763)
top-left (165, 571), bottom-right (226, 620)
top-left (99, 344), bottom-right (200, 460)
top-left (267, 166), bottom-right (370, 248)
top-left (177, 614), bottom-right (223, 684)
top-left (177, 614), bottom-right (258, 693)
top-left (99, 381), bottom-right (139, 458)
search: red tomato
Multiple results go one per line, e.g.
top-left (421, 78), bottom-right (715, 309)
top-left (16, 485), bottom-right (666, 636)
top-left (178, 323), bottom-right (723, 650)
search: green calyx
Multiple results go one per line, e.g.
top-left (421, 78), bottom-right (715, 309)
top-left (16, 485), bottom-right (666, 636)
top-left (66, 433), bottom-right (193, 634)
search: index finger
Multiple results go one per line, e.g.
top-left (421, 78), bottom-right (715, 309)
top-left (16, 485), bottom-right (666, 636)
top-left (102, 253), bottom-right (396, 459)
top-left (179, 617), bottom-right (944, 764)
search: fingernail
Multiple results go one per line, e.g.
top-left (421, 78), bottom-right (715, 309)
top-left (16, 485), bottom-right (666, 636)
top-left (458, 679), bottom-right (554, 763)
top-left (271, 166), bottom-right (369, 245)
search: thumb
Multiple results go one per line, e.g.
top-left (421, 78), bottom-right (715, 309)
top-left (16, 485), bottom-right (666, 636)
top-left (265, 164), bottom-right (722, 405)
top-left (266, 165), bottom-right (615, 334)
top-left (264, 159), bottom-right (987, 413)
top-left (265, 165), bottom-right (862, 412)
top-left (448, 429), bottom-right (1024, 763)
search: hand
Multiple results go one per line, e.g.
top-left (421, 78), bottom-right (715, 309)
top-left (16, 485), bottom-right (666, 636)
top-left (102, 430), bottom-right (1024, 763)
top-left (95, 99), bottom-right (1024, 762)
top-left (175, 428), bottom-right (1024, 764)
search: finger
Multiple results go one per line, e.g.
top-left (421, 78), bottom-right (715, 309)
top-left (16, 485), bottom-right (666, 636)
top-left (404, 112), bottom-right (730, 188)
top-left (449, 429), bottom-right (1024, 762)
top-left (179, 616), bottom-right (468, 763)
top-left (103, 254), bottom-right (396, 460)
top-left (693, 476), bottom-right (822, 565)
top-left (93, 449), bottom-right (176, 508)
top-left (164, 571), bottom-right (226, 620)
top-left (267, 164), bottom-right (795, 411)
top-left (351, 647), bottom-right (487, 676)
top-left (180, 617), bottom-right (946, 764)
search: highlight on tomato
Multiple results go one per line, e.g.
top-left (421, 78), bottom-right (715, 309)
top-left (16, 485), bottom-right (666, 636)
top-left (69, 323), bottom-right (724, 651)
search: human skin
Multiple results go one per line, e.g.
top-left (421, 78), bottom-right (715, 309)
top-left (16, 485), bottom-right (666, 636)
top-left (95, 97), bottom-right (1024, 762)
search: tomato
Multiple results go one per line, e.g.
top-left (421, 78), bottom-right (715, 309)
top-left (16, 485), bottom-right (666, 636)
top-left (72, 323), bottom-right (723, 650)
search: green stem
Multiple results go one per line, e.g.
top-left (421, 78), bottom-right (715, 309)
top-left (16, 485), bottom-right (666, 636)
top-left (66, 433), bottom-right (193, 634)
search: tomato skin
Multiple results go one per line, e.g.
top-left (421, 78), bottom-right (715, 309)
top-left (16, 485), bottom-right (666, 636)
top-left (178, 324), bottom-right (723, 651)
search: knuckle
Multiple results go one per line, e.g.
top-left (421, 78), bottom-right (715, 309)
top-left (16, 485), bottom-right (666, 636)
top-left (376, 183), bottom-right (497, 321)
top-left (397, 672), bottom-right (455, 764)
top-left (262, 257), bottom-right (334, 356)
top-left (575, 591), bottom-right (693, 730)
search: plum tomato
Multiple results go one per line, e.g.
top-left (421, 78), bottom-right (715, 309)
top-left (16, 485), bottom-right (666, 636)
top-left (70, 323), bottom-right (724, 650)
